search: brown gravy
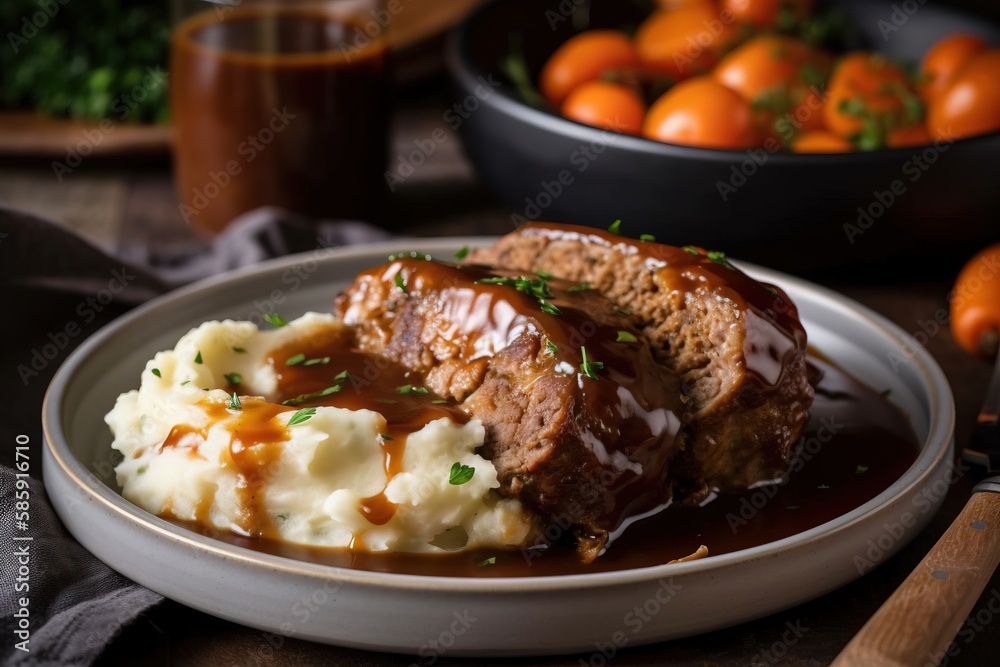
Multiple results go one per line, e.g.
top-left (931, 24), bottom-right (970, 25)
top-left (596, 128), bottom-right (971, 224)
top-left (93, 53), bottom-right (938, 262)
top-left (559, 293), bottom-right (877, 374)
top-left (168, 353), bottom-right (920, 577)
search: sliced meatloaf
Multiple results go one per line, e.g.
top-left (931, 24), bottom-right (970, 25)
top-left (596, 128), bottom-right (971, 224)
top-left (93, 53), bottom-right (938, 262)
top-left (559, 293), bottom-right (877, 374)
top-left (468, 223), bottom-right (813, 498)
top-left (336, 258), bottom-right (686, 560)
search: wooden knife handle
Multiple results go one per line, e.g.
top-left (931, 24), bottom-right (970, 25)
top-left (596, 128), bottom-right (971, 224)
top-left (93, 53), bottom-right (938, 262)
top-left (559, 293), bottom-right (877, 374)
top-left (832, 488), bottom-right (1000, 667)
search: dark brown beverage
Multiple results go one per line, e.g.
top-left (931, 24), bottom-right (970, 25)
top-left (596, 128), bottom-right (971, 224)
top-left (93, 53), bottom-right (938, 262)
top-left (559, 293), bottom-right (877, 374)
top-left (170, 5), bottom-right (389, 233)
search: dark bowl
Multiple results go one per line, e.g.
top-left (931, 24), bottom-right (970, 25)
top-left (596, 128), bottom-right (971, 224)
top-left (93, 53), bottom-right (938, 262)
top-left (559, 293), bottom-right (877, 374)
top-left (446, 0), bottom-right (1000, 272)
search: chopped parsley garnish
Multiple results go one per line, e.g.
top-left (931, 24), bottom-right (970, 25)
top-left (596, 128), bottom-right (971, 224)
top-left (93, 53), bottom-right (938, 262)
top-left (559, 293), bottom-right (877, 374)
top-left (194, 351), bottom-right (203, 364)
top-left (454, 246), bottom-right (470, 260)
top-left (479, 556), bottom-right (496, 567)
top-left (682, 246), bottom-right (736, 270)
top-left (286, 353), bottom-right (307, 366)
top-left (335, 370), bottom-right (351, 382)
top-left (227, 391), bottom-right (242, 411)
top-left (545, 339), bottom-right (558, 354)
top-left (475, 275), bottom-right (562, 316)
top-left (682, 246), bottom-right (700, 256)
top-left (180, 380), bottom-right (191, 386)
top-left (224, 372), bottom-right (242, 385)
top-left (765, 286), bottom-right (779, 295)
top-left (287, 408), bottom-right (317, 426)
top-left (282, 385), bottom-right (341, 406)
top-left (232, 347), bottom-right (246, 353)
top-left (388, 251), bottom-right (433, 262)
top-left (395, 384), bottom-right (429, 395)
top-left (580, 346), bottom-right (604, 380)
top-left (137, 466), bottom-right (147, 475)
top-left (303, 357), bottom-right (330, 366)
top-left (287, 354), bottom-right (329, 367)
top-left (431, 399), bottom-right (449, 404)
top-left (616, 331), bottom-right (638, 343)
top-left (394, 272), bottom-right (408, 293)
top-left (449, 462), bottom-right (475, 485)
top-left (374, 398), bottom-right (397, 404)
top-left (264, 313), bottom-right (289, 327)
top-left (536, 269), bottom-right (552, 279)
top-left (381, 434), bottom-right (394, 441)
top-left (151, 368), bottom-right (161, 378)
top-left (612, 305), bottom-right (632, 315)
top-left (568, 282), bottom-right (590, 292)
top-left (608, 219), bottom-right (622, 234)
top-left (640, 234), bottom-right (656, 242)
top-left (856, 465), bottom-right (869, 474)
top-left (276, 513), bottom-right (289, 523)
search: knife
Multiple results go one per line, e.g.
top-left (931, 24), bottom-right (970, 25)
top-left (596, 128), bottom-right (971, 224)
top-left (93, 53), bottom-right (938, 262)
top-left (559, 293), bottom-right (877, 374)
top-left (832, 354), bottom-right (1000, 666)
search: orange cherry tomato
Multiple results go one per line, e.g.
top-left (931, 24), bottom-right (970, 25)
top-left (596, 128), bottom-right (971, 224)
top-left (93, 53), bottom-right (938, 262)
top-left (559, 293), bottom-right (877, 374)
top-left (790, 131), bottom-right (853, 153)
top-left (921, 33), bottom-right (989, 102)
top-left (928, 50), bottom-right (1000, 141)
top-left (635, 7), bottom-right (740, 81)
top-left (714, 35), bottom-right (830, 143)
top-left (823, 52), bottom-right (917, 140)
top-left (643, 76), bottom-right (758, 149)
top-left (951, 243), bottom-right (1000, 358)
top-left (721, 0), bottom-right (813, 28)
top-left (540, 30), bottom-right (639, 107)
top-left (887, 123), bottom-right (931, 148)
top-left (561, 81), bottom-right (647, 135)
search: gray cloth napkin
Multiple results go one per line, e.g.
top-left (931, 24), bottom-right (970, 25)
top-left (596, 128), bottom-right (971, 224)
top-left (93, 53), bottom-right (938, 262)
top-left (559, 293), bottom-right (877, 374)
top-left (0, 204), bottom-right (389, 666)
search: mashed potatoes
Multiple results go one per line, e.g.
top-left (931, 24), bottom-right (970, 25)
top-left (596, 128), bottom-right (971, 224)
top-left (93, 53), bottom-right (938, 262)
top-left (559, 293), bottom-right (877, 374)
top-left (106, 313), bottom-right (533, 553)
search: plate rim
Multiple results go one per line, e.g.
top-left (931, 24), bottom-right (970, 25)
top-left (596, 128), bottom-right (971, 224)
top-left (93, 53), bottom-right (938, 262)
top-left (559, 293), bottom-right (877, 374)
top-left (42, 236), bottom-right (956, 593)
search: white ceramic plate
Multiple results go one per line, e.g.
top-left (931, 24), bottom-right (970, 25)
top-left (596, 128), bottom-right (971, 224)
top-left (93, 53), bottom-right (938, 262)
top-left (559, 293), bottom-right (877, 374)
top-left (43, 238), bottom-right (955, 656)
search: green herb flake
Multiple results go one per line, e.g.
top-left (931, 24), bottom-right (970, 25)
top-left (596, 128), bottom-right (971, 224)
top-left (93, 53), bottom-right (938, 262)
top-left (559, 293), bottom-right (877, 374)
top-left (536, 269), bottom-right (552, 279)
top-left (856, 465), bottom-right (870, 474)
top-left (682, 245), bottom-right (701, 256)
top-left (374, 398), bottom-right (397, 404)
top-left (580, 346), bottom-right (605, 381)
top-left (431, 399), bottom-right (449, 404)
top-left (396, 384), bottom-right (430, 395)
top-left (180, 380), bottom-right (191, 386)
top-left (388, 251), bottom-right (433, 262)
top-left (818, 484), bottom-right (831, 490)
top-left (286, 353), bottom-right (307, 366)
top-left (264, 313), bottom-right (289, 327)
top-left (137, 466), bottom-right (147, 475)
top-left (287, 408), bottom-right (317, 426)
top-left (224, 372), bottom-right (242, 385)
top-left (276, 513), bottom-right (289, 523)
top-left (479, 556), bottom-right (496, 567)
top-left (381, 434), bottom-right (394, 441)
top-left (303, 357), bottom-right (331, 366)
top-left (539, 300), bottom-right (562, 316)
top-left (232, 347), bottom-right (246, 353)
top-left (282, 385), bottom-right (341, 406)
top-left (616, 331), bottom-right (638, 343)
top-left (545, 339), bottom-right (558, 355)
top-left (394, 272), bottom-right (408, 293)
top-left (151, 368), bottom-right (161, 378)
top-left (639, 234), bottom-right (656, 242)
top-left (195, 351), bottom-right (203, 365)
top-left (335, 370), bottom-right (351, 382)
top-left (454, 246), bottom-right (470, 260)
top-left (613, 305), bottom-right (633, 316)
top-left (449, 462), bottom-right (476, 485)
top-left (608, 219), bottom-right (622, 235)
top-left (568, 283), bottom-right (590, 293)
top-left (227, 391), bottom-right (242, 411)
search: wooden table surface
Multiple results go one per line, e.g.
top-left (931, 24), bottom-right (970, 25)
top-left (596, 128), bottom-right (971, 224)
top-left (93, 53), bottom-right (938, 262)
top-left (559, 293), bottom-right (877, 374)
top-left (5, 49), bottom-right (1000, 667)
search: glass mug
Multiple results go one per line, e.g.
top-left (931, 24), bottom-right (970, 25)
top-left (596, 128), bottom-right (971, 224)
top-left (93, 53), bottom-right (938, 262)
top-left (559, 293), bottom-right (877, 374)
top-left (170, 0), bottom-right (390, 233)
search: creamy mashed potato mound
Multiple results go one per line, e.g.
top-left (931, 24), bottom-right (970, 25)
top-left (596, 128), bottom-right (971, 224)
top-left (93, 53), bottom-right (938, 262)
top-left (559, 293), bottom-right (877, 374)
top-left (106, 313), bottom-right (533, 553)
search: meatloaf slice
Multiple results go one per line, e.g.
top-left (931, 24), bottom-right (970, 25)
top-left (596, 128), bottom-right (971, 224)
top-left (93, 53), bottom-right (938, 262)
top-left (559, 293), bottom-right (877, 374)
top-left (468, 223), bottom-right (813, 498)
top-left (336, 258), bottom-right (686, 560)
